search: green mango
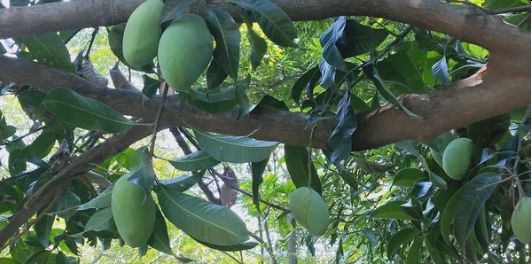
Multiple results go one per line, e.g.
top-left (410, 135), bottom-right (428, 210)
top-left (289, 187), bottom-right (330, 236)
top-left (511, 197), bottom-right (531, 244)
top-left (111, 175), bottom-right (156, 247)
top-left (122, 0), bottom-right (164, 68)
top-left (442, 138), bottom-right (474, 180)
top-left (158, 15), bottom-right (213, 91)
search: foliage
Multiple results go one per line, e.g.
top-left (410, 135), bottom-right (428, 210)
top-left (0, 0), bottom-right (530, 263)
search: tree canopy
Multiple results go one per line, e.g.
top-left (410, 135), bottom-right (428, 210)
top-left (0, 0), bottom-right (530, 263)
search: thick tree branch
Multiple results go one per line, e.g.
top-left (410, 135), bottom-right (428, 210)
top-left (0, 0), bottom-right (528, 55)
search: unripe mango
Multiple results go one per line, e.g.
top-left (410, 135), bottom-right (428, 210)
top-left (442, 138), bottom-right (474, 180)
top-left (122, 0), bottom-right (164, 68)
top-left (511, 197), bottom-right (531, 244)
top-left (111, 175), bottom-right (156, 247)
top-left (289, 187), bottom-right (330, 236)
top-left (158, 15), bottom-right (213, 91)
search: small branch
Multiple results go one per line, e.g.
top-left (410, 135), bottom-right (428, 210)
top-left (149, 84), bottom-right (169, 156)
top-left (0, 125), bottom-right (45, 146)
top-left (84, 28), bottom-right (99, 58)
top-left (262, 214), bottom-right (278, 264)
top-left (490, 5), bottom-right (531, 15)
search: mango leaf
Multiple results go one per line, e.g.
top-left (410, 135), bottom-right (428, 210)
top-left (77, 186), bottom-right (112, 210)
top-left (440, 187), bottom-right (463, 245)
top-left (20, 32), bottom-right (74, 72)
top-left (246, 24), bottom-right (267, 69)
top-left (20, 131), bottom-right (56, 160)
top-left (42, 88), bottom-right (133, 133)
top-left (453, 172), bottom-right (501, 249)
top-left (363, 64), bottom-right (419, 118)
top-left (405, 235), bottom-right (422, 264)
top-left (161, 0), bottom-right (196, 23)
top-left (432, 57), bottom-right (450, 85)
top-left (194, 238), bottom-right (258, 251)
top-left (328, 91), bottom-right (357, 165)
top-left (156, 171), bottom-right (204, 193)
top-left (372, 201), bottom-right (417, 221)
top-left (206, 59), bottom-right (228, 89)
top-left (337, 20), bottom-right (389, 58)
top-left (52, 190), bottom-right (80, 220)
top-left (320, 17), bottom-right (347, 71)
top-left (34, 215), bottom-right (54, 247)
top-left (425, 236), bottom-right (445, 264)
top-left (226, 0), bottom-right (297, 47)
top-left (126, 148), bottom-right (155, 191)
top-left (182, 85), bottom-right (238, 113)
top-left (396, 141), bottom-right (447, 190)
top-left (195, 130), bottom-right (278, 163)
top-left (206, 8), bottom-right (241, 80)
top-left (107, 24), bottom-right (153, 71)
top-left (387, 227), bottom-right (419, 259)
top-left (393, 168), bottom-right (426, 188)
top-left (284, 145), bottom-right (322, 194)
top-left (147, 208), bottom-right (172, 254)
top-left (84, 207), bottom-right (115, 232)
top-left (169, 151), bottom-right (220, 171)
top-left (291, 66), bottom-right (320, 104)
top-left (142, 75), bottom-right (160, 98)
top-left (157, 187), bottom-right (249, 246)
top-left (251, 159), bottom-right (268, 212)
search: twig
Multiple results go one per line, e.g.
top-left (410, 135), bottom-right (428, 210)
top-left (84, 27), bottom-right (99, 58)
top-left (262, 213), bottom-right (278, 264)
top-left (0, 125), bottom-right (45, 146)
top-left (490, 5), bottom-right (531, 14)
top-left (149, 84), bottom-right (169, 156)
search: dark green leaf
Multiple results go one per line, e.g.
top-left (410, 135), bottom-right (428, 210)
top-left (161, 0), bottom-right (196, 23)
top-left (169, 151), bottom-right (220, 171)
top-left (195, 130), bottom-right (277, 163)
top-left (147, 208), bottom-right (172, 254)
top-left (284, 144), bottom-right (322, 194)
top-left (193, 238), bottom-right (258, 251)
top-left (206, 8), bottom-right (241, 80)
top-left (157, 187), bottom-right (249, 246)
top-left (337, 20), bottom-right (389, 58)
top-left (453, 172), bottom-right (501, 248)
top-left (20, 32), bottom-right (74, 72)
top-left (372, 201), bottom-right (417, 221)
top-left (406, 235), bottom-right (422, 264)
top-left (432, 57), bottom-right (450, 85)
top-left (34, 214), bottom-right (54, 247)
top-left (251, 159), bottom-right (268, 212)
top-left (387, 227), bottom-right (419, 259)
top-left (328, 91), bottom-right (357, 165)
top-left (246, 24), bottom-right (267, 69)
top-left (142, 75), bottom-right (160, 98)
top-left (227, 0), bottom-right (297, 47)
top-left (206, 59), bottom-right (228, 89)
top-left (126, 148), bottom-right (155, 191)
top-left (441, 187), bottom-right (463, 245)
top-left (393, 168), bottom-right (426, 187)
top-left (319, 17), bottom-right (347, 71)
top-left (84, 207), bottom-right (115, 232)
top-left (182, 85), bottom-right (238, 113)
top-left (77, 186), bottom-right (112, 210)
top-left (157, 171), bottom-right (204, 193)
top-left (291, 66), bottom-right (320, 104)
top-left (42, 88), bottom-right (133, 133)
top-left (396, 141), bottom-right (447, 190)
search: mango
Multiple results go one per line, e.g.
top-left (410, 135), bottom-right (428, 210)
top-left (511, 197), bottom-right (531, 244)
top-left (122, 0), bottom-right (164, 68)
top-left (158, 15), bottom-right (213, 91)
top-left (111, 175), bottom-right (156, 247)
top-left (289, 187), bottom-right (330, 236)
top-left (442, 138), bottom-right (474, 180)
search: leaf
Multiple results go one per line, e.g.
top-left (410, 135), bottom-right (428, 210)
top-left (337, 20), bottom-right (389, 58)
top-left (405, 235), bottom-right (422, 264)
top-left (363, 64), bottom-right (419, 118)
top-left (34, 214), bottom-right (54, 247)
top-left (393, 168), bottom-right (426, 188)
top-left (291, 66), bottom-right (320, 104)
top-left (372, 201), bottom-right (417, 221)
top-left (84, 207), bottom-right (115, 232)
top-left (226, 0), bottom-right (297, 47)
top-left (182, 85), bottom-right (238, 113)
top-left (319, 17), bottom-right (347, 71)
top-left (432, 57), bottom-right (450, 85)
top-left (440, 187), bottom-right (463, 245)
top-left (246, 24), bottom-right (267, 69)
top-left (77, 186), bottom-right (112, 210)
top-left (193, 238), bottom-right (258, 251)
top-left (453, 172), bottom-right (501, 248)
top-left (147, 208), bottom-right (172, 254)
top-left (107, 24), bottom-right (153, 71)
top-left (195, 130), bottom-right (277, 163)
top-left (20, 130), bottom-right (56, 160)
top-left (161, 0), bottom-right (196, 23)
top-left (205, 8), bottom-right (241, 80)
top-left (142, 75), bottom-right (160, 98)
top-left (206, 59), bottom-right (228, 89)
top-left (157, 187), bottom-right (249, 246)
top-left (396, 141), bottom-right (447, 190)
top-left (20, 32), bottom-right (74, 72)
top-left (169, 151), bottom-right (220, 171)
top-left (53, 190), bottom-right (81, 220)
top-left (284, 145), bottom-right (322, 194)
top-left (126, 148), bottom-right (155, 191)
top-left (425, 237), bottom-right (445, 264)
top-left (328, 91), bottom-right (357, 165)
top-left (157, 171), bottom-right (204, 193)
top-left (387, 227), bottom-right (419, 259)
top-left (42, 88), bottom-right (133, 133)
top-left (251, 159), bottom-right (268, 212)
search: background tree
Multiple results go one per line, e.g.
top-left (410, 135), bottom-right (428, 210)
top-left (0, 0), bottom-right (529, 263)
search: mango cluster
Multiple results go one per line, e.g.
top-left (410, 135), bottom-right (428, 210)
top-left (122, 0), bottom-right (213, 91)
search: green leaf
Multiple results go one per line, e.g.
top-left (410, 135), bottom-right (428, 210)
top-left (20, 130), bottom-right (56, 160)
top-left (291, 66), bottom-right (320, 104)
top-left (182, 85), bottom-right (238, 113)
top-left (20, 32), bottom-right (74, 72)
top-left (206, 59), bottom-right (228, 89)
top-left (432, 57), bottom-right (450, 85)
top-left (126, 148), bottom-right (155, 191)
top-left (161, 0), bottom-right (196, 23)
top-left (337, 20), bottom-right (389, 58)
top-left (406, 235), bottom-right (422, 264)
top-left (425, 236), bottom-right (445, 264)
top-left (157, 171), bottom-right (204, 193)
top-left (107, 24), bottom-right (153, 71)
top-left (147, 208), bottom-right (172, 255)
top-left (393, 168), bottom-right (426, 187)
top-left (205, 8), bottom-right (241, 80)
top-left (372, 201), bottom-right (417, 221)
top-left (169, 151), bottom-right (220, 171)
top-left (440, 187), bottom-right (463, 245)
top-left (193, 238), bottom-right (258, 251)
top-left (284, 145), bottom-right (322, 194)
top-left (84, 207), bottom-right (115, 232)
top-left (396, 141), bottom-right (447, 190)
top-left (251, 159), bottom-right (268, 212)
top-left (42, 87), bottom-right (133, 133)
top-left (34, 215), bottom-right (54, 247)
top-left (453, 172), bottom-right (501, 248)
top-left (77, 186), bottom-right (112, 210)
top-left (246, 24), bottom-right (267, 69)
top-left (227, 0), bottom-right (297, 47)
top-left (328, 91), bottom-right (357, 165)
top-left (53, 190), bottom-right (81, 220)
top-left (157, 187), bottom-right (249, 246)
top-left (195, 130), bottom-right (277, 163)
top-left (387, 227), bottom-right (419, 259)
top-left (142, 75), bottom-right (160, 98)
